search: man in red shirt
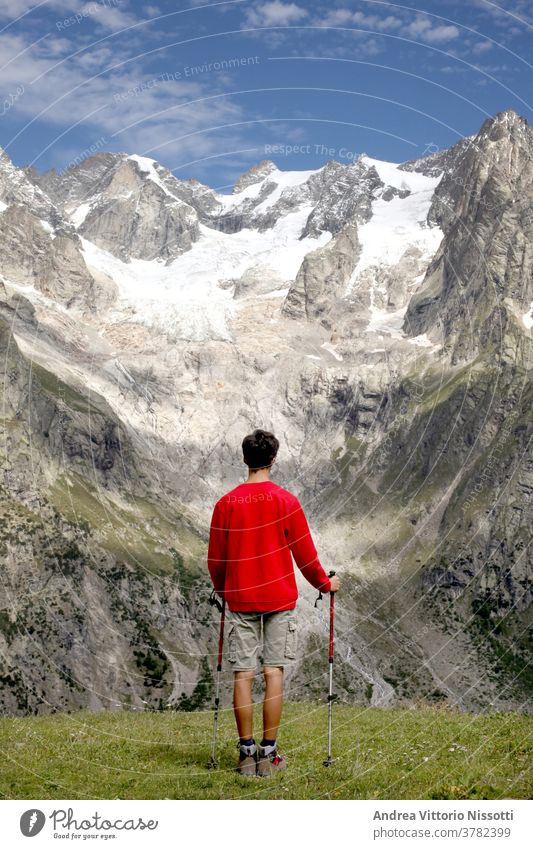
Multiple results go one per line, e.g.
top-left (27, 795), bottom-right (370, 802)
top-left (207, 428), bottom-right (340, 777)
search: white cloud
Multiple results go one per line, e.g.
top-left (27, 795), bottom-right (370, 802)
top-left (316, 8), bottom-right (460, 44)
top-left (317, 8), bottom-right (353, 26)
top-left (74, 45), bottom-right (119, 69)
top-left (403, 16), bottom-right (461, 43)
top-left (0, 26), bottom-right (249, 175)
top-left (329, 10), bottom-right (403, 32)
top-left (439, 64), bottom-right (469, 74)
top-left (472, 62), bottom-right (511, 74)
top-left (359, 13), bottom-right (403, 32)
top-left (245, 1), bottom-right (308, 28)
top-left (318, 8), bottom-right (402, 30)
top-left (0, 0), bottom-right (140, 32)
top-left (470, 0), bottom-right (533, 26)
top-left (472, 40), bottom-right (493, 54)
top-left (440, 58), bottom-right (511, 77)
top-left (78, 1), bottom-right (139, 32)
top-left (0, 0), bottom-right (52, 16)
top-left (423, 24), bottom-right (461, 43)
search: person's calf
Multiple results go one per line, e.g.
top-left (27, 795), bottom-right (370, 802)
top-left (263, 665), bottom-right (284, 741)
top-left (233, 669), bottom-right (255, 740)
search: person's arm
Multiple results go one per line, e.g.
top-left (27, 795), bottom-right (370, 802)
top-left (207, 499), bottom-right (228, 596)
top-left (284, 498), bottom-right (331, 592)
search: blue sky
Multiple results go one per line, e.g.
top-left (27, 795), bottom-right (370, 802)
top-left (0, 0), bottom-right (531, 191)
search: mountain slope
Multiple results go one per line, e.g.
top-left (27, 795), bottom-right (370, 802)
top-left (1, 108), bottom-right (531, 716)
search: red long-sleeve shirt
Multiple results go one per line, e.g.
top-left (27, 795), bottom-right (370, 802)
top-left (207, 480), bottom-right (331, 611)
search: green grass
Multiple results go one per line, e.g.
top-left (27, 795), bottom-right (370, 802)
top-left (0, 703), bottom-right (530, 800)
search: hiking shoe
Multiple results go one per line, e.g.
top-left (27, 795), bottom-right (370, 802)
top-left (257, 745), bottom-right (287, 777)
top-left (236, 741), bottom-right (258, 777)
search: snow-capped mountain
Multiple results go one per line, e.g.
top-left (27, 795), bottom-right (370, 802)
top-left (24, 140), bottom-right (448, 343)
top-left (0, 109), bottom-right (531, 717)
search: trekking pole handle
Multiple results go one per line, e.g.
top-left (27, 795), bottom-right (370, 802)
top-left (209, 589), bottom-right (223, 614)
top-left (217, 600), bottom-right (226, 672)
top-left (328, 572), bottom-right (335, 662)
top-left (314, 570), bottom-right (337, 607)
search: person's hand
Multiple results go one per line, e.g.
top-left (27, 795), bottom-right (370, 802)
top-left (329, 575), bottom-right (340, 593)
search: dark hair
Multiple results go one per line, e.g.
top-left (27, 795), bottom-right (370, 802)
top-left (242, 429), bottom-right (279, 470)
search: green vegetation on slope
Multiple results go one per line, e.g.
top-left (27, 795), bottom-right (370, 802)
top-left (29, 361), bottom-right (105, 415)
top-left (48, 472), bottom-right (203, 576)
top-left (0, 703), bottom-right (530, 800)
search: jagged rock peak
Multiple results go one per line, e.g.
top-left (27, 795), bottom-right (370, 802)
top-left (233, 159), bottom-right (278, 193)
top-left (399, 110), bottom-right (530, 180)
top-left (477, 108), bottom-right (529, 141)
top-left (63, 150), bottom-right (126, 177)
top-left (398, 135), bottom-right (474, 178)
top-left (471, 107), bottom-right (533, 166)
top-left (402, 105), bottom-right (533, 360)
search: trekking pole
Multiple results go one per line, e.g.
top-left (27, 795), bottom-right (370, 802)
top-left (207, 590), bottom-right (225, 769)
top-left (315, 570), bottom-right (336, 767)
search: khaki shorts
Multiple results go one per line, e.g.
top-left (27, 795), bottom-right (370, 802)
top-left (226, 609), bottom-right (298, 671)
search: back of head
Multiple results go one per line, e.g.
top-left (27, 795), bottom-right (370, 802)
top-left (242, 428), bottom-right (279, 471)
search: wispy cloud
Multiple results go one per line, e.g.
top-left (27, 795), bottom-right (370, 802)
top-left (316, 7), bottom-right (461, 44)
top-left (0, 0), bottom-right (142, 31)
top-left (470, 0), bottom-right (533, 26)
top-left (403, 16), bottom-right (460, 44)
top-left (79, 1), bottom-right (140, 32)
top-left (0, 0), bottom-right (61, 18)
top-left (244, 1), bottom-right (308, 28)
top-left (0, 22), bottom-right (248, 173)
top-left (471, 39), bottom-right (493, 54)
top-left (1, 0), bottom-right (530, 184)
top-left (319, 9), bottom-right (403, 32)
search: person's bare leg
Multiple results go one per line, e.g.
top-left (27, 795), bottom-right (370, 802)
top-left (263, 666), bottom-right (284, 741)
top-left (233, 670), bottom-right (254, 739)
